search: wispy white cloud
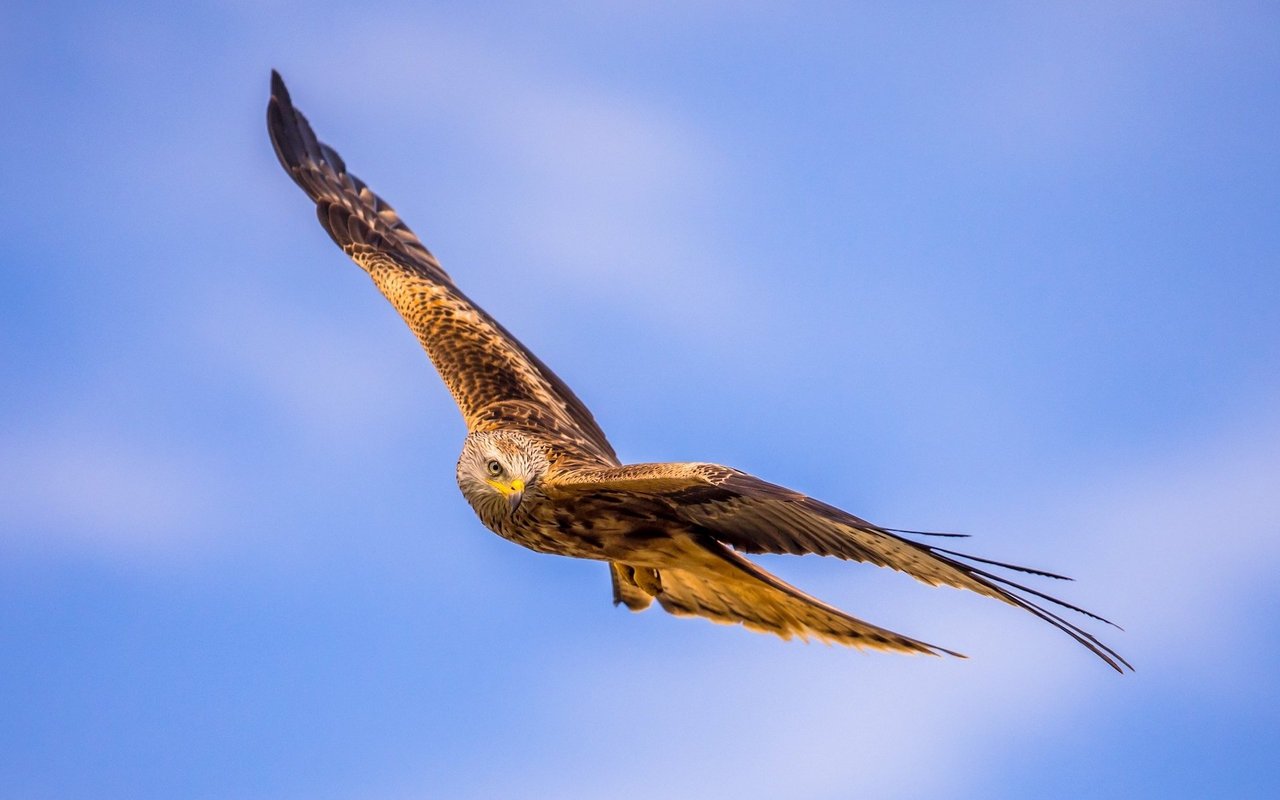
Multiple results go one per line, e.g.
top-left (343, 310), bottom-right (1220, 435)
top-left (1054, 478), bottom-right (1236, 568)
top-left (0, 421), bottom-right (221, 564)
top-left (1062, 389), bottom-right (1280, 680)
top-left (358, 388), bottom-right (1280, 800)
top-left (190, 288), bottom-right (444, 455)
top-left (274, 14), bottom-right (748, 328)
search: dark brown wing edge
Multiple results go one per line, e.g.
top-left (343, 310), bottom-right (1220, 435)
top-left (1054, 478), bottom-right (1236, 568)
top-left (555, 466), bottom-right (1131, 672)
top-left (704, 472), bottom-right (1133, 673)
top-left (689, 535), bottom-right (965, 657)
top-left (266, 70), bottom-right (618, 463)
top-left (267, 71), bottom-right (448, 283)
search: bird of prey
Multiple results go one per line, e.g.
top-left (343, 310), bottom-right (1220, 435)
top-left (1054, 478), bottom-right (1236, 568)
top-left (267, 71), bottom-right (1129, 672)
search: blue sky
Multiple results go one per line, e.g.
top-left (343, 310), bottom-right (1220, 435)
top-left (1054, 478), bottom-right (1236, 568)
top-left (2, 2), bottom-right (1278, 798)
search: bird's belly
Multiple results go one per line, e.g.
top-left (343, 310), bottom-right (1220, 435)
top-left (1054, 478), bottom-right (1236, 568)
top-left (492, 503), bottom-right (676, 563)
top-left (489, 519), bottom-right (606, 559)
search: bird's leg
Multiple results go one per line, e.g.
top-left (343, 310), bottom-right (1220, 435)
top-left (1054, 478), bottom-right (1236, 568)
top-left (633, 567), bottom-right (663, 596)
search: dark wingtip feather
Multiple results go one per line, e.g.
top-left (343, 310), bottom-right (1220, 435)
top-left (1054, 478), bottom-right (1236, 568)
top-left (266, 71), bottom-right (304, 174)
top-left (928, 546), bottom-right (1075, 582)
top-left (884, 527), bottom-right (971, 539)
top-left (930, 554), bottom-right (1133, 671)
top-left (270, 69), bottom-right (288, 102)
top-left (318, 142), bottom-right (347, 176)
top-left (265, 72), bottom-right (342, 204)
top-left (871, 523), bottom-right (1129, 670)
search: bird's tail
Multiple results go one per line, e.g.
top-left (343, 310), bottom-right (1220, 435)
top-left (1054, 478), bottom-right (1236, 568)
top-left (632, 537), bottom-right (962, 657)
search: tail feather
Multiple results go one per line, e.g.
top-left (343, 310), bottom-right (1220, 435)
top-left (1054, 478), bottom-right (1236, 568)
top-left (623, 538), bottom-right (962, 658)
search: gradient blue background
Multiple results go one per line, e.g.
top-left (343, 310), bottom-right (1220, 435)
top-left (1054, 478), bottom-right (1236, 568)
top-left (3, 2), bottom-right (1278, 798)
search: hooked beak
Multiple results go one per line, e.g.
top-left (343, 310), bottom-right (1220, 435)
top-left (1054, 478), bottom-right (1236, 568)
top-left (506, 478), bottom-right (525, 513)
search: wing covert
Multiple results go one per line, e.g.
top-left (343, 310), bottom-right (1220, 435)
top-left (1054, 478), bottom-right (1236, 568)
top-left (548, 463), bottom-right (1131, 672)
top-left (267, 71), bottom-right (617, 464)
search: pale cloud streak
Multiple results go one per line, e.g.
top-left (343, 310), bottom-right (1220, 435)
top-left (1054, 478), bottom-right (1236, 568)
top-left (0, 421), bottom-right (221, 564)
top-left (276, 14), bottom-right (748, 328)
top-left (360, 387), bottom-right (1280, 800)
top-left (190, 288), bottom-right (439, 455)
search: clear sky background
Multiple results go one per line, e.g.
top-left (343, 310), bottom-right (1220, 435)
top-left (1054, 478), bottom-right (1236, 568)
top-left (2, 2), bottom-right (1278, 798)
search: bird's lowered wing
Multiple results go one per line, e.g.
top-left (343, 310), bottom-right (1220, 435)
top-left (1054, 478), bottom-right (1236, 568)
top-left (648, 552), bottom-right (959, 656)
top-left (267, 71), bottom-right (617, 464)
top-left (549, 463), bottom-right (1131, 672)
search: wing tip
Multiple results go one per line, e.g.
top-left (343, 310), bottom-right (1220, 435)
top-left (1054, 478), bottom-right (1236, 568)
top-left (266, 70), bottom-right (305, 174)
top-left (270, 69), bottom-right (288, 103)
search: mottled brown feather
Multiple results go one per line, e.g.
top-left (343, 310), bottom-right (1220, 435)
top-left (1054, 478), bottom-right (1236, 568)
top-left (547, 463), bottom-right (1131, 672)
top-left (609, 563), bottom-right (655, 611)
top-left (267, 71), bottom-right (617, 466)
top-left (269, 72), bottom-right (1128, 673)
top-left (657, 537), bottom-right (960, 655)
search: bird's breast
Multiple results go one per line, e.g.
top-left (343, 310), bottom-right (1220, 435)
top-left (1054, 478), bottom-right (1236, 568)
top-left (488, 493), bottom-right (677, 562)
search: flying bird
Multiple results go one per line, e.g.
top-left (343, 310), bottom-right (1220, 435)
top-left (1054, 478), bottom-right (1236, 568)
top-left (267, 71), bottom-right (1129, 672)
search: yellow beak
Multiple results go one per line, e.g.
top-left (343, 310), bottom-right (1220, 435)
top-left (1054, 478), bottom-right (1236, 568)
top-left (487, 477), bottom-right (526, 512)
top-left (506, 478), bottom-right (525, 512)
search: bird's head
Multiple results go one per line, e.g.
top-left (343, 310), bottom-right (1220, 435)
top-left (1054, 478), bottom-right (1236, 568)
top-left (456, 430), bottom-right (549, 524)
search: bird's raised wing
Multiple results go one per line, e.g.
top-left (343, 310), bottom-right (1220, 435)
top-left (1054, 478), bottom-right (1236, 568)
top-left (548, 463), bottom-right (1131, 672)
top-left (267, 71), bottom-right (617, 465)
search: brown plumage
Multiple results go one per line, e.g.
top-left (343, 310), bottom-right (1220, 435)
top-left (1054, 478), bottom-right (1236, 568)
top-left (267, 71), bottom-right (1130, 672)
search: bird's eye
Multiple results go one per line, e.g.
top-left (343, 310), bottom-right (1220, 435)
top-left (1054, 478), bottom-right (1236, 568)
top-left (485, 459), bottom-right (503, 477)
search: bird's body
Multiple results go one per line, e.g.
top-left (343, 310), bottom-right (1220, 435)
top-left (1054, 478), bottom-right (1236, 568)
top-left (268, 71), bottom-right (1129, 671)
